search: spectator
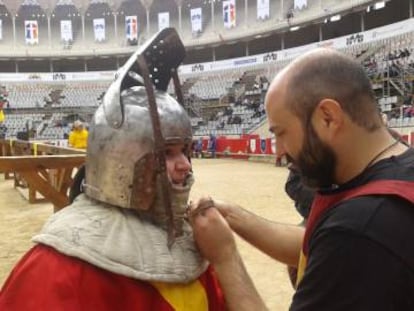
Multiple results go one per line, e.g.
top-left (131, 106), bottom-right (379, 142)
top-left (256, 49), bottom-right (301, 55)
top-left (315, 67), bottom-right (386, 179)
top-left (0, 123), bottom-right (7, 138)
top-left (285, 164), bottom-right (315, 221)
top-left (68, 120), bottom-right (88, 149)
top-left (207, 134), bottom-right (217, 158)
top-left (194, 137), bottom-right (204, 158)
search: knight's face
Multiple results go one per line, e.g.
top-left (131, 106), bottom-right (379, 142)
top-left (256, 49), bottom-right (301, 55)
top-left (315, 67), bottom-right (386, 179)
top-left (165, 143), bottom-right (191, 186)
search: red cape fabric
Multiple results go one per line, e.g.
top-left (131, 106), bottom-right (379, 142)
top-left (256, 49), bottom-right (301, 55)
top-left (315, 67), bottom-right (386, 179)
top-left (0, 244), bottom-right (226, 311)
top-left (303, 180), bottom-right (414, 256)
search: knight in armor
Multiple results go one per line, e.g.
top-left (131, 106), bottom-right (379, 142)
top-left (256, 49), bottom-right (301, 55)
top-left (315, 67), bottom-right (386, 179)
top-left (0, 29), bottom-right (225, 311)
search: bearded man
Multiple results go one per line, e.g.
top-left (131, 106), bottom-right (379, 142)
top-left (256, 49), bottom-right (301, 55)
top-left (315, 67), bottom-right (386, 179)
top-left (189, 48), bottom-right (414, 311)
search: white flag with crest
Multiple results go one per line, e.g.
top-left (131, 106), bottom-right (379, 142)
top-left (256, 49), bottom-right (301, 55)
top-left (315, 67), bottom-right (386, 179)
top-left (93, 18), bottom-right (106, 42)
top-left (60, 20), bottom-right (73, 41)
top-left (125, 15), bottom-right (138, 40)
top-left (223, 0), bottom-right (236, 29)
top-left (257, 0), bottom-right (270, 20)
top-left (158, 12), bottom-right (170, 31)
top-left (190, 8), bottom-right (202, 33)
top-left (294, 0), bottom-right (307, 9)
top-left (25, 20), bottom-right (39, 44)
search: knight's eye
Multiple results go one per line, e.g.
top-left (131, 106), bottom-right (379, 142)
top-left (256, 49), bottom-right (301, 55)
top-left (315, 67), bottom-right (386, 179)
top-left (275, 130), bottom-right (284, 138)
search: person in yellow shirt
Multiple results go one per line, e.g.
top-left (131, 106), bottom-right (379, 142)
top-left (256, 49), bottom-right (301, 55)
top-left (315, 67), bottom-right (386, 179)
top-left (68, 120), bottom-right (88, 149)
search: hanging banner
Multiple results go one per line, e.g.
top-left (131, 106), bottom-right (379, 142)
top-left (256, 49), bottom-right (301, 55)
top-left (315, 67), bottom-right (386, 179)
top-left (223, 0), bottom-right (236, 29)
top-left (249, 139), bottom-right (256, 153)
top-left (260, 139), bottom-right (267, 153)
top-left (0, 20), bottom-right (2, 40)
top-left (294, 0), bottom-right (307, 10)
top-left (125, 15), bottom-right (138, 41)
top-left (25, 20), bottom-right (39, 44)
top-left (257, 0), bottom-right (270, 20)
top-left (93, 18), bottom-right (105, 42)
top-left (158, 12), bottom-right (170, 31)
top-left (190, 8), bottom-right (202, 33)
top-left (271, 137), bottom-right (276, 154)
top-left (60, 20), bottom-right (73, 42)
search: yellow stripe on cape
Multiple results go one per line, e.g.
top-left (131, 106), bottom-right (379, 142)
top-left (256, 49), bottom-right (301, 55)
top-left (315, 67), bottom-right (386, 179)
top-left (296, 250), bottom-right (307, 288)
top-left (150, 279), bottom-right (208, 311)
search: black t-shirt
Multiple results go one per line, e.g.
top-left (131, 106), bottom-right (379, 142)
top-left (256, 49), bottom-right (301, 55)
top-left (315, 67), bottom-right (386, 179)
top-left (290, 148), bottom-right (414, 311)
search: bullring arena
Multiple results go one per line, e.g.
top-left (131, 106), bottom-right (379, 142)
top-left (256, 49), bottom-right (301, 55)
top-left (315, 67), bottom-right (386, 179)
top-left (0, 0), bottom-right (414, 309)
top-left (0, 158), bottom-right (300, 310)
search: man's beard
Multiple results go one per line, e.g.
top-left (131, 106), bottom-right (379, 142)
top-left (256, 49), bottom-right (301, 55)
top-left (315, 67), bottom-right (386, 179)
top-left (288, 125), bottom-right (337, 189)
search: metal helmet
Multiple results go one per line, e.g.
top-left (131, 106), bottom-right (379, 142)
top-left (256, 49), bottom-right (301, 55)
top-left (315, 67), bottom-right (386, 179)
top-left (84, 86), bottom-right (192, 211)
top-left (84, 28), bottom-right (190, 221)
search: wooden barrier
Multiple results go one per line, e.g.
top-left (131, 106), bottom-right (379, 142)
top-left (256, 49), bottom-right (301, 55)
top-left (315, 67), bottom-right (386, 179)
top-left (0, 139), bottom-right (85, 212)
top-left (209, 151), bottom-right (285, 165)
top-left (0, 139), bottom-right (13, 179)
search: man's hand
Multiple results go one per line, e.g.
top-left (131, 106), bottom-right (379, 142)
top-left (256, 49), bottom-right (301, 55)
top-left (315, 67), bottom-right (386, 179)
top-left (189, 197), bottom-right (268, 311)
top-left (188, 197), bottom-right (237, 265)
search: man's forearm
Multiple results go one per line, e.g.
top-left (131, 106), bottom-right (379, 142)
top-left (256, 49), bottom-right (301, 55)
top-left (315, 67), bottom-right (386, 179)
top-left (214, 252), bottom-right (268, 311)
top-left (226, 207), bottom-right (304, 267)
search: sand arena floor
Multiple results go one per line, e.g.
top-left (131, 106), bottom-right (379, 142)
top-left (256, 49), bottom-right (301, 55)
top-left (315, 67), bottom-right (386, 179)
top-left (0, 158), bottom-right (301, 309)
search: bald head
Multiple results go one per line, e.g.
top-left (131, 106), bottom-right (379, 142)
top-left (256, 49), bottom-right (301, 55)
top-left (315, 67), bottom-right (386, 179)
top-left (266, 48), bottom-right (382, 131)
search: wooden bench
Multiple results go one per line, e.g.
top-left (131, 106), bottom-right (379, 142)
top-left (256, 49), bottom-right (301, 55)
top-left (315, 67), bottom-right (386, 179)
top-left (0, 139), bottom-right (85, 212)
